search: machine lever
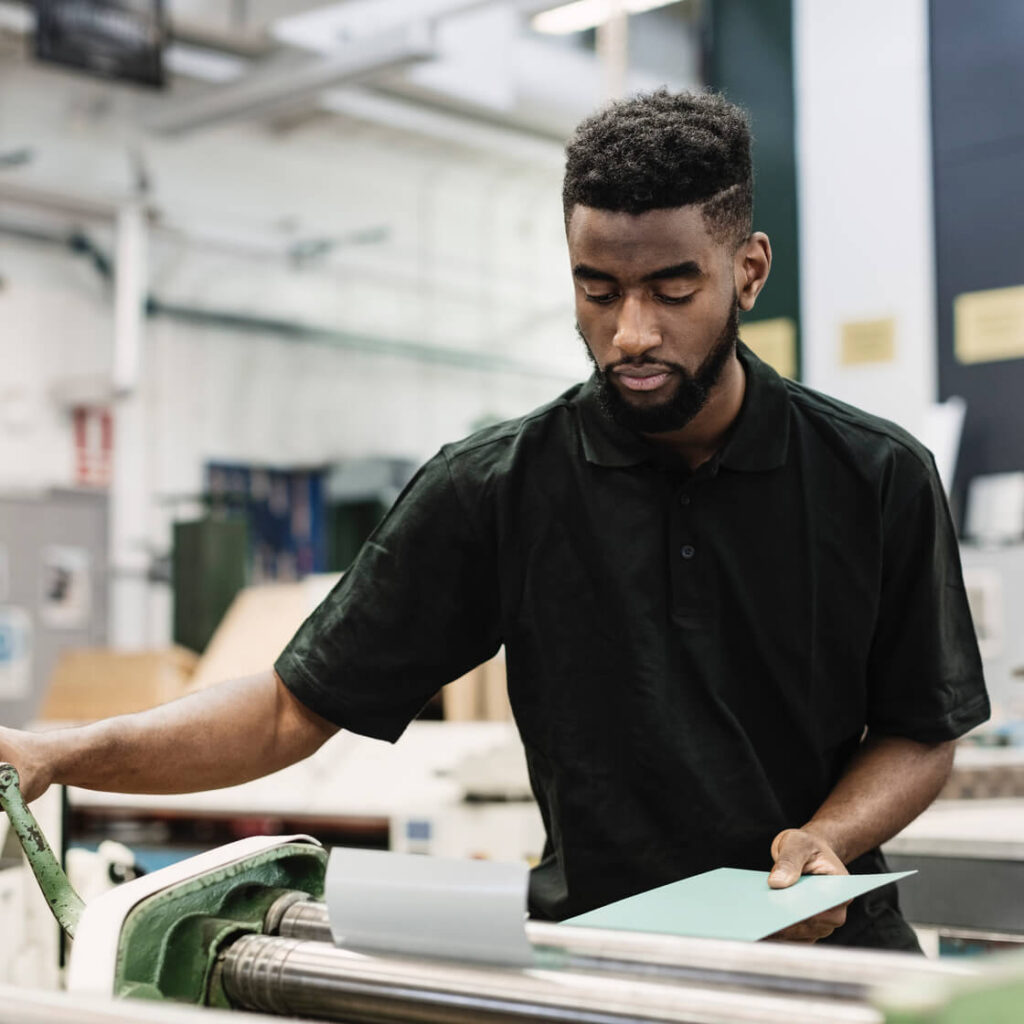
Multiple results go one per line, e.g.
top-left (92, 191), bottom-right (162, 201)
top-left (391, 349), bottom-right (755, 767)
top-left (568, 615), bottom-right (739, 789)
top-left (0, 761), bottom-right (85, 938)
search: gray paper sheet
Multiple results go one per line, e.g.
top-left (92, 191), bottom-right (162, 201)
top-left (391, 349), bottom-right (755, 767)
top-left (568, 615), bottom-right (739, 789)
top-left (325, 847), bottom-right (533, 966)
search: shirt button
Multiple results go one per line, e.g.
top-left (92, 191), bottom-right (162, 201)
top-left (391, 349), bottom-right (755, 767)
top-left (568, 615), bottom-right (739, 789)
top-left (679, 494), bottom-right (691, 506)
top-left (680, 545), bottom-right (696, 559)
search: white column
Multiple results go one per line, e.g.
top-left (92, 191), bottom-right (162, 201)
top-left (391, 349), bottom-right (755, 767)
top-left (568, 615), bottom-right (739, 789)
top-left (108, 202), bottom-right (151, 649)
top-left (794, 0), bottom-right (937, 438)
top-left (597, 2), bottom-right (629, 102)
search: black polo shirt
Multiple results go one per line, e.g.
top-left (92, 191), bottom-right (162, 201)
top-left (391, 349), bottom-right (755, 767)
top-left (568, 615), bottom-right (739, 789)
top-left (276, 342), bottom-right (988, 941)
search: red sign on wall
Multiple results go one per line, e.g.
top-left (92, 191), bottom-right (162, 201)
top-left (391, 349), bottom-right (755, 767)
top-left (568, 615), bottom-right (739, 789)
top-left (73, 406), bottom-right (113, 488)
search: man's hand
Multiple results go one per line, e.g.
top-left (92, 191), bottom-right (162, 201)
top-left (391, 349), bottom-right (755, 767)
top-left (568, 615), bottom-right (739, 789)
top-left (0, 726), bottom-right (52, 804)
top-left (765, 828), bottom-right (850, 943)
top-left (761, 736), bottom-right (957, 943)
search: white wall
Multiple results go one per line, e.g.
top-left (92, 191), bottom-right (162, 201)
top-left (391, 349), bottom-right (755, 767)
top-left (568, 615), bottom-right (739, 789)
top-left (0, 238), bottom-right (114, 488)
top-left (0, 59), bottom-right (585, 646)
top-left (794, 0), bottom-right (937, 437)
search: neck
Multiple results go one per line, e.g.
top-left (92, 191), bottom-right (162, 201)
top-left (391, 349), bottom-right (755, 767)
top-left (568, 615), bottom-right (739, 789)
top-left (643, 353), bottom-right (746, 469)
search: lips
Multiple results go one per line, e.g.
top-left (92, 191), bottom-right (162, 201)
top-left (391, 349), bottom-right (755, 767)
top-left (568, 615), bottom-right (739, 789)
top-left (614, 368), bottom-right (672, 392)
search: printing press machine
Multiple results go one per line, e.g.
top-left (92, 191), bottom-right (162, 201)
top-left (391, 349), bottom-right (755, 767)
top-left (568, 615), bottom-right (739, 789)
top-left (4, 762), bottom-right (1024, 1024)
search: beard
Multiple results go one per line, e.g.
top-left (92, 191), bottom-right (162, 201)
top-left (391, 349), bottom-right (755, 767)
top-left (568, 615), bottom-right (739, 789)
top-left (579, 297), bottom-right (740, 435)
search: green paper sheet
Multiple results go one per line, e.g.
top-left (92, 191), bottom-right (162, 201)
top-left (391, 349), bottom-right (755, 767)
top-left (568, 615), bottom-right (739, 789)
top-left (564, 868), bottom-right (917, 942)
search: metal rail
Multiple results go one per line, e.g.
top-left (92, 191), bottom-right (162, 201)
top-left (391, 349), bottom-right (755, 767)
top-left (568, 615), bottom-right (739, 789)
top-left (275, 898), bottom-right (974, 1002)
top-left (220, 934), bottom-right (881, 1024)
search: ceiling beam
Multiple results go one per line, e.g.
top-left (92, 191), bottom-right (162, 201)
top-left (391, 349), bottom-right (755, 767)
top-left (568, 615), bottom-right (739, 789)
top-left (144, 23), bottom-right (436, 136)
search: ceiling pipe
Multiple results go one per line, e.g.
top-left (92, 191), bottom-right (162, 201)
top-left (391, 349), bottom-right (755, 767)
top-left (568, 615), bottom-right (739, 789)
top-left (144, 23), bottom-right (437, 136)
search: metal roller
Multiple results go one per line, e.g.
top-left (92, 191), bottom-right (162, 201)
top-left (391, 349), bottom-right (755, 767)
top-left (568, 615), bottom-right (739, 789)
top-left (220, 933), bottom-right (882, 1024)
top-left (273, 898), bottom-right (973, 1002)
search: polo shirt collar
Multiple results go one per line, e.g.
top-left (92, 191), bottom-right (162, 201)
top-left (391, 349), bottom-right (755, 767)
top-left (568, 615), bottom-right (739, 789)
top-left (577, 341), bottom-right (790, 472)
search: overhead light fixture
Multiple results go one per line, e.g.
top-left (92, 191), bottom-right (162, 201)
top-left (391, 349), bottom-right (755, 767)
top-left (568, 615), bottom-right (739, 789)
top-left (531, 0), bottom-right (679, 35)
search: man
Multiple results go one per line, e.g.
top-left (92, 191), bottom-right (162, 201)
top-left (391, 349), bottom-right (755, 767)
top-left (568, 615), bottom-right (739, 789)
top-left (0, 90), bottom-right (987, 949)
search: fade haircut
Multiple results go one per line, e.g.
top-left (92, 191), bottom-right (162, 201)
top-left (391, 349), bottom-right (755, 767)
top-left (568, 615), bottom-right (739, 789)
top-left (563, 88), bottom-right (754, 249)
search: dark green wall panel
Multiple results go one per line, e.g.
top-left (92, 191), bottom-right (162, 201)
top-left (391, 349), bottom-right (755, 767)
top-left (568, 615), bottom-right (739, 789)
top-left (931, 0), bottom-right (1024, 503)
top-left (173, 518), bottom-right (248, 654)
top-left (706, 0), bottom-right (801, 374)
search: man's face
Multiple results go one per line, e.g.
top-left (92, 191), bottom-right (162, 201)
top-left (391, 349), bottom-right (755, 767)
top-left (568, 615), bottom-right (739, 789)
top-left (568, 205), bottom-right (742, 435)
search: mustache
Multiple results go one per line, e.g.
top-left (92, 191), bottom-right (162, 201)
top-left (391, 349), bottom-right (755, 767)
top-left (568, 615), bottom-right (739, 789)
top-left (604, 357), bottom-right (683, 373)
top-left (574, 325), bottom-right (684, 376)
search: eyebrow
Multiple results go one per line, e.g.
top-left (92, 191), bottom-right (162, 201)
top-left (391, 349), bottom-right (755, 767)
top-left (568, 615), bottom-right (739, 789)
top-left (572, 260), bottom-right (704, 283)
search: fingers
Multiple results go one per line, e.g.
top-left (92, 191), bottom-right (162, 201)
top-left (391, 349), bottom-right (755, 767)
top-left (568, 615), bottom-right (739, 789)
top-left (768, 903), bottom-right (848, 943)
top-left (769, 920), bottom-right (832, 943)
top-left (768, 827), bottom-right (848, 888)
top-left (765, 828), bottom-right (852, 941)
top-left (768, 829), bottom-right (814, 889)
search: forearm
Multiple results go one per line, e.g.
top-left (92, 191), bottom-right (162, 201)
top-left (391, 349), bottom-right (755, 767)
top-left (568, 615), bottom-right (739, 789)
top-left (801, 734), bottom-right (955, 864)
top-left (32, 671), bottom-right (337, 796)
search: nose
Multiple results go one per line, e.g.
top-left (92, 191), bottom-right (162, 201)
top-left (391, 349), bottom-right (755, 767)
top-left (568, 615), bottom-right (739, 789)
top-left (612, 294), bottom-right (661, 360)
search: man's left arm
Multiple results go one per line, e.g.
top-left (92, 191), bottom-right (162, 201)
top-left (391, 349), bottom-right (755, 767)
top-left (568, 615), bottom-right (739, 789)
top-left (766, 733), bottom-right (954, 942)
top-left (767, 445), bottom-right (988, 943)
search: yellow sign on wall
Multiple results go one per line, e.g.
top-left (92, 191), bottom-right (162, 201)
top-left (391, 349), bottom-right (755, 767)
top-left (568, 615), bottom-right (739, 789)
top-left (955, 284), bottom-right (1024, 364)
top-left (840, 318), bottom-right (896, 366)
top-left (741, 317), bottom-right (797, 378)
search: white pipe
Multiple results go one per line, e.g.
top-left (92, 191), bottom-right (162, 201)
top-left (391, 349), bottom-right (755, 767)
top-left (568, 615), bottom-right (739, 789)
top-left (596, 2), bottom-right (629, 101)
top-left (109, 202), bottom-right (152, 648)
top-left (113, 203), bottom-right (147, 396)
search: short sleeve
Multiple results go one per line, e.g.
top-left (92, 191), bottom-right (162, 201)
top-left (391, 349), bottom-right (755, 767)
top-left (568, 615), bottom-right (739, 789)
top-left (274, 451), bottom-right (501, 741)
top-left (866, 450), bottom-right (989, 742)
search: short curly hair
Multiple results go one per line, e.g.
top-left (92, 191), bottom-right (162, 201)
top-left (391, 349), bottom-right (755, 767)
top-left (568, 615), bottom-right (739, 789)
top-left (563, 89), bottom-right (753, 248)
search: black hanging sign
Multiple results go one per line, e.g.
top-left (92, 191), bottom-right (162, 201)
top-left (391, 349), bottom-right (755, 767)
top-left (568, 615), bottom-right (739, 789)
top-left (35, 0), bottom-right (167, 88)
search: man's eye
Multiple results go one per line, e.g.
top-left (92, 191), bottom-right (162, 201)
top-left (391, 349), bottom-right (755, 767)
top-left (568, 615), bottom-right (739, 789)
top-left (657, 293), bottom-right (695, 305)
top-left (584, 292), bottom-right (619, 304)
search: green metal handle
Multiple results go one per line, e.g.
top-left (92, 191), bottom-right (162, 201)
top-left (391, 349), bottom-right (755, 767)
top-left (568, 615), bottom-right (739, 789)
top-left (0, 762), bottom-right (84, 938)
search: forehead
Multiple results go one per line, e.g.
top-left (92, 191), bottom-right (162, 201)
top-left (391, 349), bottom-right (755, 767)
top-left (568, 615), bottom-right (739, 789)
top-left (566, 205), bottom-right (720, 274)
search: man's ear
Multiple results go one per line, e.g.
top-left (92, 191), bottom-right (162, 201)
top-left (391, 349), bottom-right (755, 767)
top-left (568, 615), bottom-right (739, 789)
top-left (734, 232), bottom-right (772, 312)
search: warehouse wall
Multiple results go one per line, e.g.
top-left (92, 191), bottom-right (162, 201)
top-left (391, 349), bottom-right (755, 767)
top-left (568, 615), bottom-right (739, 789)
top-left (0, 222), bottom-right (579, 482)
top-left (0, 62), bottom-right (583, 645)
top-left (0, 238), bottom-right (113, 489)
top-left (794, 0), bottom-right (938, 437)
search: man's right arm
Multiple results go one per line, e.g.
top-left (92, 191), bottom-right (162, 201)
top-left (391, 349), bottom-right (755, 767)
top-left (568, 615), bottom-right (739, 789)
top-left (0, 671), bottom-right (339, 803)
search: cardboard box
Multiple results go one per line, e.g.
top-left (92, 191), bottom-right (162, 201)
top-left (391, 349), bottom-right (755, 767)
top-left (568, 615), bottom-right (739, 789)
top-left (40, 647), bottom-right (198, 722)
top-left (189, 576), bottom-right (512, 723)
top-left (187, 576), bottom-right (339, 692)
top-left (443, 653), bottom-right (512, 723)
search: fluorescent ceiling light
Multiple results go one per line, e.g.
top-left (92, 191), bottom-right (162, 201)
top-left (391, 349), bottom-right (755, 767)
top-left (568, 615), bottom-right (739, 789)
top-left (532, 0), bottom-right (679, 35)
